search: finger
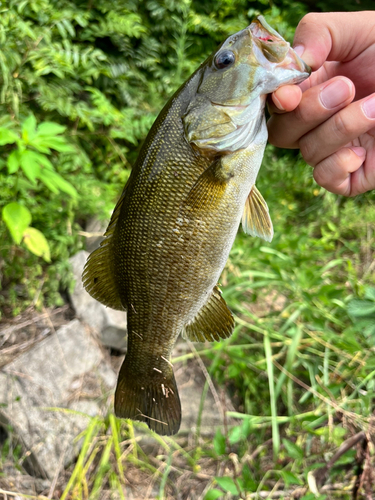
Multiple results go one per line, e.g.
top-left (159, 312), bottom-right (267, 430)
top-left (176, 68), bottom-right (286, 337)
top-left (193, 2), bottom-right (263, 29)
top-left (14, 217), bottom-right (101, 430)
top-left (267, 77), bottom-right (354, 149)
top-left (300, 94), bottom-right (375, 167)
top-left (269, 85), bottom-right (302, 113)
top-left (293, 11), bottom-right (375, 70)
top-left (313, 147), bottom-right (366, 196)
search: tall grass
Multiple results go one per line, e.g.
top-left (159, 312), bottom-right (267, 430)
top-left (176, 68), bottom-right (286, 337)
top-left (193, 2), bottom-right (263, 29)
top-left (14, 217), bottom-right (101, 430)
top-left (2, 150), bottom-right (373, 499)
top-left (39, 149), bottom-right (374, 499)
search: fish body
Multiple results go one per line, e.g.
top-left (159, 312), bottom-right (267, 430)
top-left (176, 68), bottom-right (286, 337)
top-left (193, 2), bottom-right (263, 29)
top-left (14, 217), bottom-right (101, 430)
top-left (83, 17), bottom-right (310, 435)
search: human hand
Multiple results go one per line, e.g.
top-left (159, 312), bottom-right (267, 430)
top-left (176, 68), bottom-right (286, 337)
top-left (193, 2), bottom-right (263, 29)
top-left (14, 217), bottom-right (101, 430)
top-left (267, 11), bottom-right (375, 196)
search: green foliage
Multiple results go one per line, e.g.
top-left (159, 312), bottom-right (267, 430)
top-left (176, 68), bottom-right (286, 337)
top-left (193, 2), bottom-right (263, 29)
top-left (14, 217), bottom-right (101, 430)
top-left (346, 287), bottom-right (375, 338)
top-left (1, 1), bottom-right (374, 497)
top-left (0, 0), bottom-right (312, 316)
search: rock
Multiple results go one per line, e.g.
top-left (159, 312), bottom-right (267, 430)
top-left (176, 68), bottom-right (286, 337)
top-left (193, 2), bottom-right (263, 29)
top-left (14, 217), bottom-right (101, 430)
top-left (84, 217), bottom-right (107, 253)
top-left (0, 320), bottom-right (116, 479)
top-left (131, 347), bottom-right (235, 449)
top-left (0, 463), bottom-right (50, 496)
top-left (176, 356), bottom-right (236, 435)
top-left (69, 251), bottom-right (127, 351)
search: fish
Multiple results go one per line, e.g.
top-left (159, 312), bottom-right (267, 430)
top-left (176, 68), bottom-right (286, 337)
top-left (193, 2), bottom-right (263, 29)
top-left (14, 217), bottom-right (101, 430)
top-left (82, 16), bottom-right (310, 435)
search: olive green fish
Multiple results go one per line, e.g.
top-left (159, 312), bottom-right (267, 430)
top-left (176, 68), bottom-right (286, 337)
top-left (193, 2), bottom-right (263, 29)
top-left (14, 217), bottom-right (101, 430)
top-left (83, 17), bottom-right (310, 435)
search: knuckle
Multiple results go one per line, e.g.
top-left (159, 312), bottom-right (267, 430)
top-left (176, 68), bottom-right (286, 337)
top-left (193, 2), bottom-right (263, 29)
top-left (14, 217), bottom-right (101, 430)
top-left (292, 103), bottom-right (310, 127)
top-left (299, 135), bottom-right (316, 166)
top-left (332, 112), bottom-right (353, 140)
top-left (313, 163), bottom-right (329, 189)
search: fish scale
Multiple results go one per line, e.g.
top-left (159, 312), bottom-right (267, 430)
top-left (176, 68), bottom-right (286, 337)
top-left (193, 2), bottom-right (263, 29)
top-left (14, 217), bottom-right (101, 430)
top-left (82, 16), bottom-right (310, 435)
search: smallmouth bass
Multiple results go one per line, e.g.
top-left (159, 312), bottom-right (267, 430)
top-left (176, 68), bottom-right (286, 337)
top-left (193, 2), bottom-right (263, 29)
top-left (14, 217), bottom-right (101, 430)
top-left (83, 17), bottom-right (310, 435)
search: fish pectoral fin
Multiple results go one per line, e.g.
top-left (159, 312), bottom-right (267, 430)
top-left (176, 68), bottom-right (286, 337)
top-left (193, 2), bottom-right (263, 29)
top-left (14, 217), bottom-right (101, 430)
top-left (82, 182), bottom-right (130, 311)
top-left (241, 185), bottom-right (273, 242)
top-left (182, 286), bottom-right (234, 342)
top-left (183, 161), bottom-right (226, 212)
top-left (115, 356), bottom-right (181, 436)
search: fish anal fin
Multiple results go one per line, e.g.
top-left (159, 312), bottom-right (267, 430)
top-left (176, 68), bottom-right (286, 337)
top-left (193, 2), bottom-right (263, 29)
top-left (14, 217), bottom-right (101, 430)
top-left (82, 183), bottom-right (129, 311)
top-left (182, 286), bottom-right (234, 342)
top-left (115, 356), bottom-right (181, 435)
top-left (242, 185), bottom-right (273, 242)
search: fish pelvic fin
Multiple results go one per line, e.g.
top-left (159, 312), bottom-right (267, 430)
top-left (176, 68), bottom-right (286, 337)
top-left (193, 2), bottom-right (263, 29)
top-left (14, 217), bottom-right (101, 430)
top-left (115, 357), bottom-right (181, 436)
top-left (242, 185), bottom-right (273, 242)
top-left (82, 185), bottom-right (129, 311)
top-left (182, 286), bottom-right (234, 342)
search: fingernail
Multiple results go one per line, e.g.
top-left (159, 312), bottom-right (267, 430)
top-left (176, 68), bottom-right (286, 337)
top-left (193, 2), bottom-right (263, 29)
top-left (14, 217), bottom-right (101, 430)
top-left (293, 45), bottom-right (304, 57)
top-left (349, 146), bottom-right (366, 158)
top-left (320, 79), bottom-right (352, 109)
top-left (272, 94), bottom-right (285, 111)
top-left (362, 95), bottom-right (375, 119)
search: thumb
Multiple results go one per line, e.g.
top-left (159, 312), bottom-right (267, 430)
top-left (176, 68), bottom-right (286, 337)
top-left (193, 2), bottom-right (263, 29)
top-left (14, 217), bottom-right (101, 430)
top-left (293, 11), bottom-right (375, 70)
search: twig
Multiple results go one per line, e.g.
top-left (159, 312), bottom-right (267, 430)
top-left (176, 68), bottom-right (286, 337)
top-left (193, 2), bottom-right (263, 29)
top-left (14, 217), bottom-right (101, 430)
top-left (311, 431), bottom-right (366, 489)
top-left (0, 489), bottom-right (49, 500)
top-left (77, 231), bottom-right (104, 238)
top-left (272, 359), bottom-right (363, 425)
top-left (0, 306), bottom-right (69, 338)
top-left (48, 443), bottom-right (68, 498)
top-left (242, 483), bottom-right (352, 498)
top-left (187, 341), bottom-right (224, 421)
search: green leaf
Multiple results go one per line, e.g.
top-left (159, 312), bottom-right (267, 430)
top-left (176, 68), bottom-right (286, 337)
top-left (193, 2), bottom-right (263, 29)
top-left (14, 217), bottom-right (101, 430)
top-left (26, 137), bottom-right (51, 154)
top-left (347, 300), bottom-right (375, 319)
top-left (204, 490), bottom-right (223, 500)
top-left (7, 150), bottom-right (21, 174)
top-left (38, 136), bottom-right (75, 153)
top-left (0, 127), bottom-right (19, 145)
top-left (282, 439), bottom-right (304, 460)
top-left (215, 477), bottom-right (239, 495)
top-left (228, 425), bottom-right (243, 445)
top-left (22, 114), bottom-right (37, 142)
top-left (364, 287), bottom-right (375, 302)
top-left (2, 202), bottom-right (32, 244)
top-left (363, 321), bottom-right (375, 338)
top-left (300, 495), bottom-right (327, 500)
top-left (23, 227), bottom-right (51, 262)
top-left (37, 122), bottom-right (66, 137)
top-left (39, 169), bottom-right (78, 198)
top-left (31, 152), bottom-right (54, 171)
top-left (213, 429), bottom-right (226, 455)
top-left (19, 150), bottom-right (41, 183)
top-left (280, 470), bottom-right (303, 486)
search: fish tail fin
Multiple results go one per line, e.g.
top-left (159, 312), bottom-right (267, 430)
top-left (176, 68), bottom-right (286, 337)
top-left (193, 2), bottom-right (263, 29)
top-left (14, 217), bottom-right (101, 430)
top-left (115, 356), bottom-right (181, 435)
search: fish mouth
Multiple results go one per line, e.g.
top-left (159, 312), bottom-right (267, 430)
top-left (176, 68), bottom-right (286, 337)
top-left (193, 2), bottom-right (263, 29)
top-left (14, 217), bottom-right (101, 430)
top-left (250, 15), bottom-right (311, 81)
top-left (276, 53), bottom-right (311, 79)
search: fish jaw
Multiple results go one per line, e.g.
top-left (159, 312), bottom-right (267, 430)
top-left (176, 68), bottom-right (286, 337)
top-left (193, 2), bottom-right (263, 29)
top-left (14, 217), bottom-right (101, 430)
top-left (183, 16), bottom-right (310, 154)
top-left (248, 16), bottom-right (311, 92)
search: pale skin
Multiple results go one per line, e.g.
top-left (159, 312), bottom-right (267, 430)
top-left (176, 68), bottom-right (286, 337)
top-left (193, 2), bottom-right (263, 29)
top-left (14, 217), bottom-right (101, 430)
top-left (267, 11), bottom-right (375, 196)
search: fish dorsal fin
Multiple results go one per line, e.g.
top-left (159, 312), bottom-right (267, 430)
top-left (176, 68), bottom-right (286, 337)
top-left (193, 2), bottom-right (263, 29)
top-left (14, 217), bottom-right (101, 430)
top-left (242, 185), bottom-right (273, 242)
top-left (82, 185), bottom-right (129, 311)
top-left (182, 286), bottom-right (234, 342)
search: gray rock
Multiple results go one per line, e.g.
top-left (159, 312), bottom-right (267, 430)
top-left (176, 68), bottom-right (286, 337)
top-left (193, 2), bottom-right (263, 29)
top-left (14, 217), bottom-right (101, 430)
top-left (69, 251), bottom-right (127, 351)
top-left (176, 355), bottom-right (235, 435)
top-left (84, 217), bottom-right (107, 253)
top-left (0, 320), bottom-right (116, 479)
top-left (131, 348), bottom-right (235, 447)
top-left (0, 463), bottom-right (50, 496)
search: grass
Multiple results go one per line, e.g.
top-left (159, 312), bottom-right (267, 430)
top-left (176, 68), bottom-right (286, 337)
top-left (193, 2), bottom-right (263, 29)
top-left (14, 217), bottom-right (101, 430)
top-left (1, 148), bottom-right (374, 499)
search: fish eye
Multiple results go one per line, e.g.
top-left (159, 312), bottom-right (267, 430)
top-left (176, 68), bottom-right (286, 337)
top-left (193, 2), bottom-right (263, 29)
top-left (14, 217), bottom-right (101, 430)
top-left (214, 50), bottom-right (235, 70)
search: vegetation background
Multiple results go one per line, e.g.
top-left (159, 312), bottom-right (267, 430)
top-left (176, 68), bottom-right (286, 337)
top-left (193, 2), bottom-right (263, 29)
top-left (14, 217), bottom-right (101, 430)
top-left (0, 0), bottom-right (374, 498)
